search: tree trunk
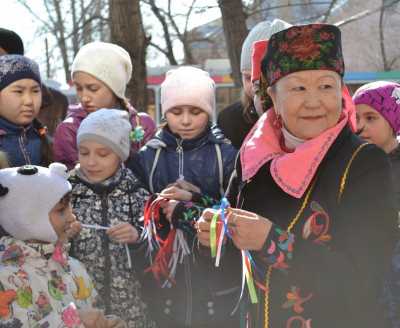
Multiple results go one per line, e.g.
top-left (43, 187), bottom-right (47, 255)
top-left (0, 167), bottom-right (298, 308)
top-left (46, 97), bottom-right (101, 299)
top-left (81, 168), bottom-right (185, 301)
top-left (379, 0), bottom-right (389, 71)
top-left (71, 0), bottom-right (79, 56)
top-left (109, 0), bottom-right (148, 111)
top-left (218, 0), bottom-right (248, 86)
top-left (52, 0), bottom-right (71, 83)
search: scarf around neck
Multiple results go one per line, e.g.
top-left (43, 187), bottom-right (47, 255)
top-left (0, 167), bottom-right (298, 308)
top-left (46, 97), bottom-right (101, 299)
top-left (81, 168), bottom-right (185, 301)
top-left (240, 87), bottom-right (356, 198)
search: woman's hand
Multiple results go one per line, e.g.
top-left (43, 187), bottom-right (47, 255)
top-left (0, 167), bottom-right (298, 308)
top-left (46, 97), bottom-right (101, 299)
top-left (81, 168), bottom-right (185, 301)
top-left (160, 200), bottom-right (179, 222)
top-left (196, 208), bottom-right (215, 247)
top-left (107, 223), bottom-right (139, 244)
top-left (160, 185), bottom-right (192, 201)
top-left (227, 208), bottom-right (272, 251)
top-left (196, 208), bottom-right (272, 251)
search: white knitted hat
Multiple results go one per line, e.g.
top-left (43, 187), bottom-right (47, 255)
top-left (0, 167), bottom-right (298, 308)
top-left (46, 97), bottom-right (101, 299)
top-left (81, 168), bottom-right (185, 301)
top-left (0, 163), bottom-right (71, 243)
top-left (77, 108), bottom-right (131, 161)
top-left (71, 41), bottom-right (132, 99)
top-left (240, 18), bottom-right (292, 72)
top-left (161, 66), bottom-right (216, 117)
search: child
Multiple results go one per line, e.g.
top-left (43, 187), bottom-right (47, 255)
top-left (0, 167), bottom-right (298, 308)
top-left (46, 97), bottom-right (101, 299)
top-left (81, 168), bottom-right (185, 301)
top-left (129, 66), bottom-right (240, 328)
top-left (353, 81), bottom-right (400, 328)
top-left (53, 41), bottom-right (156, 170)
top-left (69, 108), bottom-right (154, 328)
top-left (0, 55), bottom-right (51, 167)
top-left (0, 163), bottom-right (124, 328)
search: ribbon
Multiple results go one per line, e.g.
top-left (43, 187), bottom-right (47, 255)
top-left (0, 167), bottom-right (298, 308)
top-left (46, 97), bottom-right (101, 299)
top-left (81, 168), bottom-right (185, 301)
top-left (81, 223), bottom-right (133, 269)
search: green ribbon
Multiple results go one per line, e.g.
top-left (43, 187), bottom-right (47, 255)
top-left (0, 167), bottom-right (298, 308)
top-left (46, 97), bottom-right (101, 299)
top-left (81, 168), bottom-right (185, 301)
top-left (210, 211), bottom-right (219, 258)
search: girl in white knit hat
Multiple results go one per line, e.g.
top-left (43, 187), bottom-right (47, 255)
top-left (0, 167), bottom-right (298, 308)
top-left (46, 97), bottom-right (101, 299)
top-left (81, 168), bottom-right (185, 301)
top-left (53, 41), bottom-right (156, 170)
top-left (0, 163), bottom-right (126, 328)
top-left (129, 66), bottom-right (239, 328)
top-left (69, 108), bottom-right (155, 328)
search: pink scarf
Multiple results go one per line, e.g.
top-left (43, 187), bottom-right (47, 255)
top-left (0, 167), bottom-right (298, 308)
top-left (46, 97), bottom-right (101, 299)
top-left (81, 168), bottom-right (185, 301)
top-left (240, 87), bottom-right (356, 199)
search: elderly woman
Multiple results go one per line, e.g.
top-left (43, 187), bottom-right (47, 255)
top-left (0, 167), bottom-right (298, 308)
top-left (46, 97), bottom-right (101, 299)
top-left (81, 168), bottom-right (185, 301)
top-left (197, 24), bottom-right (397, 327)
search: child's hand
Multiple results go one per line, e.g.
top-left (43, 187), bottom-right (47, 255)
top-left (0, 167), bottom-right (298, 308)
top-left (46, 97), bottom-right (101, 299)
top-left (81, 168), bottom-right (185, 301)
top-left (107, 223), bottom-right (139, 244)
top-left (174, 179), bottom-right (201, 193)
top-left (105, 315), bottom-right (127, 328)
top-left (160, 200), bottom-right (179, 222)
top-left (65, 221), bottom-right (82, 240)
top-left (160, 185), bottom-right (192, 201)
top-left (79, 308), bottom-right (109, 328)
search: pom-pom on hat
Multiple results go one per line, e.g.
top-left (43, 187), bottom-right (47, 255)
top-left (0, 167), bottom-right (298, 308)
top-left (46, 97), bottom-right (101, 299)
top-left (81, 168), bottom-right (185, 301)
top-left (353, 81), bottom-right (400, 135)
top-left (71, 41), bottom-right (132, 99)
top-left (262, 24), bottom-right (345, 86)
top-left (77, 108), bottom-right (131, 161)
top-left (0, 163), bottom-right (71, 243)
top-left (0, 28), bottom-right (24, 55)
top-left (241, 18), bottom-right (292, 72)
top-left (0, 55), bottom-right (41, 91)
top-left (161, 66), bottom-right (216, 118)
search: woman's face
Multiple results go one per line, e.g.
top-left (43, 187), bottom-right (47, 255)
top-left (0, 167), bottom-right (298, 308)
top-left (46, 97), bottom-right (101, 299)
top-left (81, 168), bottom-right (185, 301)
top-left (356, 104), bottom-right (396, 153)
top-left (0, 79), bottom-right (42, 126)
top-left (73, 72), bottom-right (119, 113)
top-left (268, 70), bottom-right (342, 140)
top-left (165, 105), bottom-right (209, 140)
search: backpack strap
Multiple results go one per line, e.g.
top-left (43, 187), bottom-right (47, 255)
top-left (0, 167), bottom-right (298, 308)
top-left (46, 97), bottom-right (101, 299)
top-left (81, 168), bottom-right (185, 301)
top-left (149, 147), bottom-right (162, 194)
top-left (214, 143), bottom-right (225, 197)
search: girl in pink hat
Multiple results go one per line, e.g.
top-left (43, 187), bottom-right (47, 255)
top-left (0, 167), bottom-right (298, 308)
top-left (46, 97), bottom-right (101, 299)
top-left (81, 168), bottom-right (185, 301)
top-left (354, 80), bottom-right (400, 328)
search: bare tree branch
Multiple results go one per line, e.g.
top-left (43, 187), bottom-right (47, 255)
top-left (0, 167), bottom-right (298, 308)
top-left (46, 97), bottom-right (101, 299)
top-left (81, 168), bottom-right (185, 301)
top-left (379, 0), bottom-right (389, 70)
top-left (146, 0), bottom-right (178, 65)
top-left (335, 0), bottom-right (400, 27)
top-left (322, 0), bottom-right (338, 23)
top-left (246, 1), bottom-right (331, 17)
top-left (16, 0), bottom-right (54, 32)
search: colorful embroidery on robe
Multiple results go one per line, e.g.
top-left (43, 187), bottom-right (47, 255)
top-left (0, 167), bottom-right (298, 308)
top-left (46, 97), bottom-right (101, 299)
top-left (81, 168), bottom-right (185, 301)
top-left (286, 315), bottom-right (312, 328)
top-left (282, 286), bottom-right (313, 314)
top-left (302, 201), bottom-right (332, 245)
top-left (263, 225), bottom-right (295, 270)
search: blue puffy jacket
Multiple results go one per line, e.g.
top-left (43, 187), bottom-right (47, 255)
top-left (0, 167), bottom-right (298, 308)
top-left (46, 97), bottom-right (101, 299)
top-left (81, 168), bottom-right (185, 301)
top-left (0, 117), bottom-right (43, 167)
top-left (129, 124), bottom-right (238, 198)
top-left (128, 125), bottom-right (242, 327)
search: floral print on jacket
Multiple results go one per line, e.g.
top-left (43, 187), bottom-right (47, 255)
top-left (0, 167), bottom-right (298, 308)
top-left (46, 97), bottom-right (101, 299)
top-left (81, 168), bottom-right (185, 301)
top-left (69, 166), bottom-right (155, 328)
top-left (0, 237), bottom-right (96, 328)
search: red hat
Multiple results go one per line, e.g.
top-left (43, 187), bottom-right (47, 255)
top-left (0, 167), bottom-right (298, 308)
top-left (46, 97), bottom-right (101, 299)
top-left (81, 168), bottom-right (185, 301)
top-left (251, 40), bottom-right (268, 83)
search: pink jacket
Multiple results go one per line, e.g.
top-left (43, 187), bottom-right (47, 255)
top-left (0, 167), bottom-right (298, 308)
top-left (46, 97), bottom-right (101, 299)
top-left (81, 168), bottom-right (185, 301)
top-left (53, 104), bottom-right (156, 169)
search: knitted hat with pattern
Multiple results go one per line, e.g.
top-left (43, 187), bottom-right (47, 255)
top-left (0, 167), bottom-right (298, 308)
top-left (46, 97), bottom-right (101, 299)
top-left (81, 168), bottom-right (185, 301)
top-left (0, 55), bottom-right (41, 91)
top-left (353, 81), bottom-right (400, 135)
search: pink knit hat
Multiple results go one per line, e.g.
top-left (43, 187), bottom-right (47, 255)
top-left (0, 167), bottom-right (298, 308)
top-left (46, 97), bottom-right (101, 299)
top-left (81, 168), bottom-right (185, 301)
top-left (353, 81), bottom-right (400, 134)
top-left (161, 66), bottom-right (216, 117)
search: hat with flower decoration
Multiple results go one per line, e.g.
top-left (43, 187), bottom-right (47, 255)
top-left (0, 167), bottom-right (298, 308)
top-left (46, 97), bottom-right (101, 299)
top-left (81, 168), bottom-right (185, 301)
top-left (261, 24), bottom-right (344, 86)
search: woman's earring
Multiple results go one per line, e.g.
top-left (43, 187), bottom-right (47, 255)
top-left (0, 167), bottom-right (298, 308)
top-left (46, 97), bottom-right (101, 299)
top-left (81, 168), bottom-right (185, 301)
top-left (273, 114), bottom-right (283, 129)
